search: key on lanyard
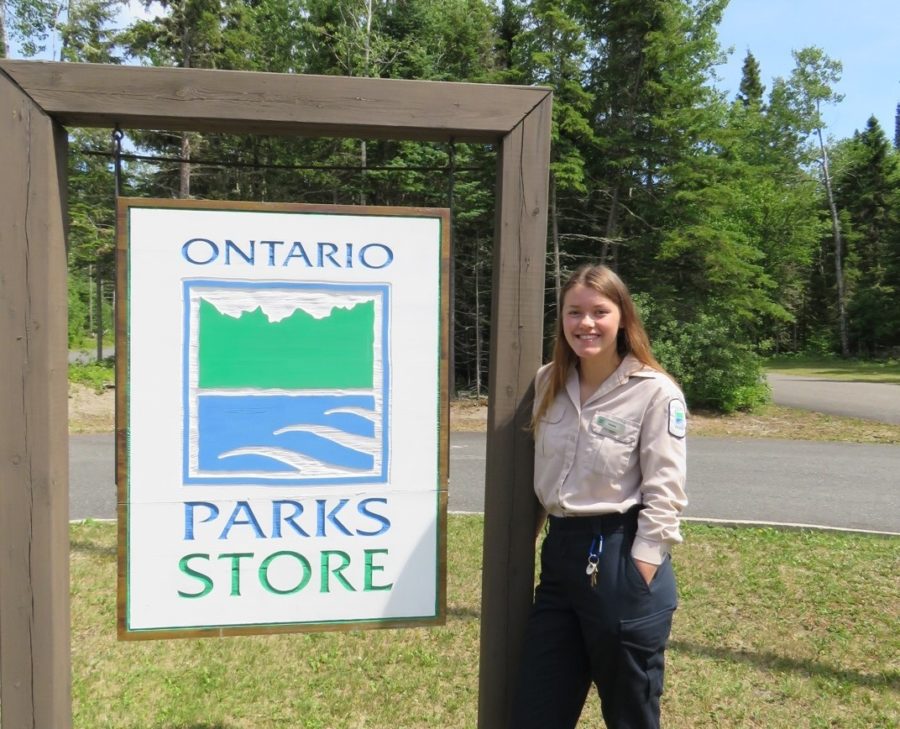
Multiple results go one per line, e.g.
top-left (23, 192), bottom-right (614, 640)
top-left (585, 535), bottom-right (603, 588)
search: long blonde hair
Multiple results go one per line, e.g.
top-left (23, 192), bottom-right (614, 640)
top-left (533, 264), bottom-right (668, 426)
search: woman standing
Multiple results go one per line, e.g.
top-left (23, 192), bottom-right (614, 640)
top-left (510, 264), bottom-right (688, 729)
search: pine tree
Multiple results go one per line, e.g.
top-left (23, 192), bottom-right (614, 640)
top-left (5, 0), bottom-right (123, 60)
top-left (833, 116), bottom-right (900, 353)
top-left (510, 0), bottom-right (593, 303)
top-left (723, 54), bottom-right (823, 354)
top-left (736, 50), bottom-right (764, 107)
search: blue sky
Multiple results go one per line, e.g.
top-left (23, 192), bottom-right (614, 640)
top-left (9, 0), bottom-right (898, 143)
top-left (715, 0), bottom-right (900, 141)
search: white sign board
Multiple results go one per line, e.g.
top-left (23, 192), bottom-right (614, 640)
top-left (117, 200), bottom-right (448, 638)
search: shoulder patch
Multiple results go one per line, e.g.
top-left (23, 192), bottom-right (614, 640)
top-left (668, 399), bottom-right (687, 438)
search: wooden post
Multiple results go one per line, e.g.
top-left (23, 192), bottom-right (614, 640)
top-left (0, 71), bottom-right (72, 729)
top-left (478, 95), bottom-right (552, 728)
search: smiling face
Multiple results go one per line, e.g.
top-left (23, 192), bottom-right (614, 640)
top-left (562, 283), bottom-right (622, 369)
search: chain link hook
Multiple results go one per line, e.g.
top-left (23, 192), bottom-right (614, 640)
top-left (112, 124), bottom-right (124, 197)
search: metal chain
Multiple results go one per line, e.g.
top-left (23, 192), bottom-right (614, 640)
top-left (112, 125), bottom-right (124, 197)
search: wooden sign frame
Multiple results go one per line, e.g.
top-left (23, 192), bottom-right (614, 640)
top-left (116, 198), bottom-right (450, 638)
top-left (0, 60), bottom-right (550, 729)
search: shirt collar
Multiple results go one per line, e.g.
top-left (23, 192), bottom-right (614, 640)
top-left (565, 353), bottom-right (651, 407)
top-left (622, 353), bottom-right (656, 379)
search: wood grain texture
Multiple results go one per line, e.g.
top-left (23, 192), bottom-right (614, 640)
top-left (0, 71), bottom-right (72, 729)
top-left (114, 200), bottom-right (130, 641)
top-left (478, 95), bottom-right (553, 729)
top-left (437, 209), bottom-right (452, 626)
top-left (0, 60), bottom-right (550, 143)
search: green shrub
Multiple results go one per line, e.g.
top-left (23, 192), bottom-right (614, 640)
top-left (652, 314), bottom-right (769, 413)
top-left (633, 294), bottom-right (769, 413)
top-left (69, 359), bottom-right (115, 393)
top-left (68, 274), bottom-right (90, 347)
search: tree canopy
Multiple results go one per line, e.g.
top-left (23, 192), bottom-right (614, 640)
top-left (5, 0), bottom-right (898, 410)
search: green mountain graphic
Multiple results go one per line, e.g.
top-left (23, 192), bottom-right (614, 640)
top-left (198, 298), bottom-right (375, 389)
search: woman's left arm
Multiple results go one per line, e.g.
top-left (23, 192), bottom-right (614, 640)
top-left (632, 389), bottom-right (688, 580)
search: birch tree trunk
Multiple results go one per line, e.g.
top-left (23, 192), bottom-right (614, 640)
top-left (601, 184), bottom-right (621, 265)
top-left (179, 132), bottom-right (191, 199)
top-left (816, 123), bottom-right (849, 357)
top-left (0, 0), bottom-right (7, 58)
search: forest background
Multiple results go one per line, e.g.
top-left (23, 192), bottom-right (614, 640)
top-left (3, 0), bottom-right (900, 413)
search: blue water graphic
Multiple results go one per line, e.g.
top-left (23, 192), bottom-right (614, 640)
top-left (196, 394), bottom-right (378, 476)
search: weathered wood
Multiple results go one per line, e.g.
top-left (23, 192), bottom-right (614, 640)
top-left (0, 60), bottom-right (549, 143)
top-left (437, 211), bottom-right (453, 626)
top-left (114, 201), bottom-right (130, 641)
top-left (0, 71), bottom-right (72, 729)
top-left (478, 95), bottom-right (552, 728)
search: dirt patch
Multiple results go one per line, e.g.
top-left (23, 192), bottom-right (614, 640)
top-left (69, 383), bottom-right (115, 433)
top-left (449, 397), bottom-right (488, 432)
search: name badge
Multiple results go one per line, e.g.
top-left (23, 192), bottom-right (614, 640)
top-left (591, 414), bottom-right (630, 442)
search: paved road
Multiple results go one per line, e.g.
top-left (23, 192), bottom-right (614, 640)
top-left (768, 374), bottom-right (900, 424)
top-left (70, 433), bottom-right (117, 519)
top-left (449, 432), bottom-right (899, 533)
top-left (70, 432), bottom-right (899, 534)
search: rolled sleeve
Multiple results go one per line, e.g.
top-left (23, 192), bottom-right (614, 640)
top-left (632, 392), bottom-right (688, 565)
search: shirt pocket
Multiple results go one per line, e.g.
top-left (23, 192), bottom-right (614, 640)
top-left (538, 399), bottom-right (568, 457)
top-left (588, 413), bottom-right (639, 480)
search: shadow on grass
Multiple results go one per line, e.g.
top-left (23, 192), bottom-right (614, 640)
top-left (126, 723), bottom-right (235, 729)
top-left (669, 639), bottom-right (900, 690)
top-left (447, 606), bottom-right (481, 621)
top-left (151, 725), bottom-right (233, 729)
top-left (71, 539), bottom-right (117, 557)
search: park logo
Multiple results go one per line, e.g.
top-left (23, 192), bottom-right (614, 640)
top-left (182, 280), bottom-right (389, 485)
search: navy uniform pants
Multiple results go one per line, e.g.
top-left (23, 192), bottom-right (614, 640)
top-left (509, 508), bottom-right (677, 729)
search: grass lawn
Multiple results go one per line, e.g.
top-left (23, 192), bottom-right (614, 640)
top-left (69, 517), bottom-right (898, 728)
top-left (766, 356), bottom-right (900, 384)
top-left (689, 404), bottom-right (900, 444)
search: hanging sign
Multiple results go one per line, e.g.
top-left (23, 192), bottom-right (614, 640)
top-left (116, 199), bottom-right (449, 639)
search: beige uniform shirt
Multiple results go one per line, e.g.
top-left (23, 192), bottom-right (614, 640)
top-left (534, 354), bottom-right (688, 565)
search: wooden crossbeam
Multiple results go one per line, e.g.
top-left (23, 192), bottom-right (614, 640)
top-left (1, 60), bottom-right (548, 142)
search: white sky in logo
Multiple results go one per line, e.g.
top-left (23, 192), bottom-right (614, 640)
top-left (197, 288), bottom-right (379, 322)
